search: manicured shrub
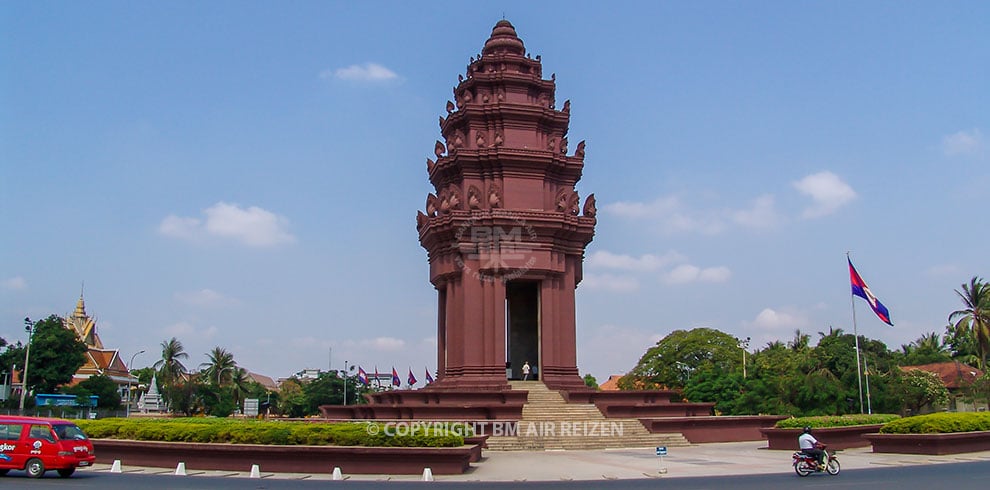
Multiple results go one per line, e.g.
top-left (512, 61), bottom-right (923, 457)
top-left (879, 412), bottom-right (990, 434)
top-left (775, 413), bottom-right (900, 429)
top-left (73, 418), bottom-right (465, 447)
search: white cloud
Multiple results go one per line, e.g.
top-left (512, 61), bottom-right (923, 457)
top-left (359, 337), bottom-right (407, 352)
top-left (581, 273), bottom-right (640, 292)
top-left (663, 264), bottom-right (731, 284)
top-left (2, 276), bottom-right (27, 291)
top-left (605, 196), bottom-right (726, 235)
top-left (606, 192), bottom-right (784, 234)
top-left (586, 250), bottom-right (685, 271)
top-left (925, 264), bottom-right (961, 277)
top-left (322, 63), bottom-right (399, 82)
top-left (731, 194), bottom-right (781, 228)
top-left (163, 321), bottom-right (219, 341)
top-left (792, 171), bottom-right (856, 219)
top-left (159, 202), bottom-right (295, 247)
top-left (942, 129), bottom-right (984, 156)
top-left (174, 289), bottom-right (238, 307)
top-left (745, 307), bottom-right (810, 331)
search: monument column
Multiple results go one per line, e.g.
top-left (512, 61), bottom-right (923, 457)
top-left (417, 20), bottom-right (597, 391)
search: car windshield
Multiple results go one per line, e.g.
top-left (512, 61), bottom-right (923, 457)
top-left (52, 424), bottom-right (89, 441)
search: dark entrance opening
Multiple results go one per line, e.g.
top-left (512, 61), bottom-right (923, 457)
top-left (506, 281), bottom-right (540, 380)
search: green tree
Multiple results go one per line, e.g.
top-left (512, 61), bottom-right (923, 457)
top-left (24, 315), bottom-right (88, 394)
top-left (948, 277), bottom-right (990, 370)
top-left (898, 332), bottom-right (952, 366)
top-left (153, 337), bottom-right (189, 390)
top-left (200, 346), bottom-right (236, 387)
top-left (582, 373), bottom-right (598, 389)
top-left (892, 369), bottom-right (950, 414)
top-left (622, 328), bottom-right (741, 390)
top-left (63, 374), bottom-right (121, 409)
top-left (276, 378), bottom-right (308, 417)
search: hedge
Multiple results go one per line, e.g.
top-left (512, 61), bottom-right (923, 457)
top-left (879, 412), bottom-right (990, 434)
top-left (775, 414), bottom-right (900, 429)
top-left (74, 418), bottom-right (467, 447)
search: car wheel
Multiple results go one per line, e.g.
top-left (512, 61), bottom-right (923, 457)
top-left (26, 458), bottom-right (45, 478)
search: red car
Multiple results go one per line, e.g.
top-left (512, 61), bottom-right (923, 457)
top-left (0, 415), bottom-right (96, 478)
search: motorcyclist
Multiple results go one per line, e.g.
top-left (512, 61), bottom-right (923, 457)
top-left (798, 426), bottom-right (825, 469)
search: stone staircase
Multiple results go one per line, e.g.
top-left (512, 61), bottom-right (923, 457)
top-left (484, 381), bottom-right (690, 450)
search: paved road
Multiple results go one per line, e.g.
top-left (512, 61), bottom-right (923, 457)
top-left (4, 462), bottom-right (990, 489)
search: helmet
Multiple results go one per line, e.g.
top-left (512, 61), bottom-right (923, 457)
top-left (802, 426), bottom-right (812, 434)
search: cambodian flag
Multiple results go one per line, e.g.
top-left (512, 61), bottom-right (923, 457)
top-left (407, 368), bottom-right (418, 386)
top-left (849, 258), bottom-right (893, 326)
top-left (425, 368), bottom-right (434, 384)
top-left (357, 366), bottom-right (369, 386)
top-left (391, 367), bottom-right (400, 387)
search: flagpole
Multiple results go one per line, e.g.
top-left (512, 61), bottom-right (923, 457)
top-left (848, 252), bottom-right (865, 414)
top-left (863, 352), bottom-right (873, 414)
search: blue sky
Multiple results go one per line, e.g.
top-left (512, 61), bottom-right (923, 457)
top-left (2, 2), bottom-right (988, 383)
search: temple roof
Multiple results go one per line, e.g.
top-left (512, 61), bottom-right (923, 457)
top-left (482, 19), bottom-right (525, 56)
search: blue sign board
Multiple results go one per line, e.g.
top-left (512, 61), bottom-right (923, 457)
top-left (35, 394), bottom-right (98, 407)
top-left (656, 446), bottom-right (667, 456)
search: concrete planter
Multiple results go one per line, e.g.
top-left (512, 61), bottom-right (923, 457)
top-left (863, 431), bottom-right (990, 455)
top-left (644, 415), bottom-right (787, 443)
top-left (760, 425), bottom-right (884, 450)
top-left (91, 439), bottom-right (478, 475)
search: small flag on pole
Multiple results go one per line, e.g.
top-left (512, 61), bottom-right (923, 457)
top-left (407, 368), bottom-right (418, 386)
top-left (425, 368), bottom-right (434, 384)
top-left (848, 258), bottom-right (893, 326)
top-left (391, 367), bottom-right (400, 387)
top-left (357, 366), bottom-right (369, 386)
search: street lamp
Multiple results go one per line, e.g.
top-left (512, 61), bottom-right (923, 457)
top-left (125, 350), bottom-right (145, 418)
top-left (739, 337), bottom-right (751, 379)
top-left (343, 360), bottom-right (348, 406)
top-left (19, 317), bottom-right (34, 415)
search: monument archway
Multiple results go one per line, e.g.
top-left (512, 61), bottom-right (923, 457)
top-left (506, 280), bottom-right (540, 380)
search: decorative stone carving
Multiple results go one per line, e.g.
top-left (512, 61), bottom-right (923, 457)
top-left (458, 74), bottom-right (464, 82)
top-left (438, 190), bottom-right (450, 215)
top-left (560, 137), bottom-right (568, 155)
top-left (497, 88), bottom-right (505, 101)
top-left (426, 193), bottom-right (439, 217)
top-left (555, 189), bottom-right (570, 212)
top-left (476, 131), bottom-right (487, 148)
top-left (568, 191), bottom-right (581, 216)
top-left (439, 116), bottom-right (445, 128)
top-left (416, 211), bottom-right (428, 230)
top-left (482, 92), bottom-right (490, 103)
top-left (547, 137), bottom-right (556, 152)
top-left (575, 140), bottom-right (586, 159)
top-left (447, 185), bottom-right (462, 211)
top-left (434, 140), bottom-right (446, 158)
top-left (446, 100), bottom-right (455, 114)
top-left (493, 132), bottom-right (503, 147)
top-left (452, 131), bottom-right (465, 150)
top-left (562, 99), bottom-right (570, 113)
top-left (583, 193), bottom-right (597, 218)
top-left (426, 158), bottom-right (436, 174)
top-left (488, 184), bottom-right (502, 208)
top-left (467, 185), bottom-right (482, 209)
top-left (461, 90), bottom-right (473, 104)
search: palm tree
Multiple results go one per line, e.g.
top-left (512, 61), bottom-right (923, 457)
top-left (229, 367), bottom-right (253, 406)
top-left (153, 337), bottom-right (189, 388)
top-left (949, 276), bottom-right (990, 370)
top-left (201, 346), bottom-right (236, 386)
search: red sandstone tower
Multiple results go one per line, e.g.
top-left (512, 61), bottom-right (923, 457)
top-left (417, 20), bottom-right (596, 392)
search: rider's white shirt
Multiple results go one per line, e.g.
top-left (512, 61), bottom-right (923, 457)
top-left (798, 433), bottom-right (818, 450)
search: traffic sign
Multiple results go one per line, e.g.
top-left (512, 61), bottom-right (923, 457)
top-left (656, 446), bottom-right (667, 456)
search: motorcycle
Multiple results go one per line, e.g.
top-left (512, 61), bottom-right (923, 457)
top-left (792, 444), bottom-right (840, 477)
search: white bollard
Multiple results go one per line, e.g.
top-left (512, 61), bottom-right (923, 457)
top-left (174, 462), bottom-right (187, 476)
top-left (422, 467), bottom-right (434, 482)
top-left (110, 460), bottom-right (122, 473)
top-left (332, 466), bottom-right (344, 480)
top-left (250, 464), bottom-right (260, 478)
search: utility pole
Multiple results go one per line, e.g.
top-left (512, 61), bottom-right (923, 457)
top-left (19, 317), bottom-right (34, 414)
